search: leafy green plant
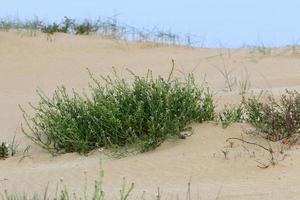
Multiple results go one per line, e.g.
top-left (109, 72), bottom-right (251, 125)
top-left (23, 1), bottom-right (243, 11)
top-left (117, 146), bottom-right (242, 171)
top-left (219, 104), bottom-right (244, 128)
top-left (20, 68), bottom-right (214, 155)
top-left (244, 90), bottom-right (300, 141)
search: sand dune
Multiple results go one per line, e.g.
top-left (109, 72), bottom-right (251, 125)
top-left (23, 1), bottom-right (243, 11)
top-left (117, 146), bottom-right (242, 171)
top-left (1, 31), bottom-right (300, 199)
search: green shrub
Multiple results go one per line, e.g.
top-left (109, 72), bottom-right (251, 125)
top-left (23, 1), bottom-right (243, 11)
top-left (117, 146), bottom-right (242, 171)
top-left (244, 90), bottom-right (300, 141)
top-left (59, 17), bottom-right (75, 33)
top-left (219, 104), bottom-right (244, 128)
top-left (21, 69), bottom-right (214, 154)
top-left (74, 20), bottom-right (99, 35)
top-left (0, 19), bottom-right (14, 32)
top-left (41, 23), bottom-right (61, 35)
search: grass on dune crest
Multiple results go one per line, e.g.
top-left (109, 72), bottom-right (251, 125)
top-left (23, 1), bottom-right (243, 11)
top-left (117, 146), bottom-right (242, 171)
top-left (0, 16), bottom-right (202, 46)
top-left (20, 65), bottom-right (214, 155)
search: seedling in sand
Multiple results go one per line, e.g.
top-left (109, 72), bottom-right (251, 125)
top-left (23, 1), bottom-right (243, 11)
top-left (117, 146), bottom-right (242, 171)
top-left (216, 66), bottom-right (236, 92)
top-left (221, 149), bottom-right (229, 160)
top-left (219, 104), bottom-right (244, 128)
top-left (0, 142), bottom-right (9, 159)
top-left (0, 132), bottom-right (20, 159)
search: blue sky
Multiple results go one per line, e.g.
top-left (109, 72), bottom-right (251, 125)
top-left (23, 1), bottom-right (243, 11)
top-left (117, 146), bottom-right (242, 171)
top-left (1, 0), bottom-right (300, 47)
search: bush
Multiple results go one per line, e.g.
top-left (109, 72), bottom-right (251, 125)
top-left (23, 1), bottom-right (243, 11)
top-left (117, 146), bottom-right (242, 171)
top-left (74, 20), bottom-right (99, 35)
top-left (21, 69), bottom-right (214, 154)
top-left (41, 17), bottom-right (76, 35)
top-left (244, 90), bottom-right (300, 141)
top-left (0, 20), bottom-right (12, 31)
top-left (41, 23), bottom-right (61, 35)
top-left (219, 104), bottom-right (244, 128)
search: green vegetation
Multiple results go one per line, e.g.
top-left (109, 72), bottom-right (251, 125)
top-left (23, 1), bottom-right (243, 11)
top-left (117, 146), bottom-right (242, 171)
top-left (18, 63), bottom-right (300, 156)
top-left (218, 104), bottom-right (244, 128)
top-left (74, 20), bottom-right (98, 35)
top-left (0, 133), bottom-right (19, 159)
top-left (244, 90), bottom-right (300, 141)
top-left (0, 16), bottom-right (199, 46)
top-left (217, 90), bottom-right (300, 141)
top-left (20, 67), bottom-right (214, 155)
top-left (215, 66), bottom-right (251, 95)
top-left (41, 23), bottom-right (61, 35)
top-left (1, 161), bottom-right (198, 200)
top-left (0, 142), bottom-right (9, 159)
top-left (2, 162), bottom-right (135, 200)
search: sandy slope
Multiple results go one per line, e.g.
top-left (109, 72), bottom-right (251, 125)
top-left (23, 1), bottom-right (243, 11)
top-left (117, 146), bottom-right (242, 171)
top-left (1, 31), bottom-right (300, 199)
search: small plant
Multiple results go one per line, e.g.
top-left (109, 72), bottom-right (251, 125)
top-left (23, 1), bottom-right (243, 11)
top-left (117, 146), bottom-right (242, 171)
top-left (256, 45), bottom-right (272, 56)
top-left (244, 90), bottom-right (300, 141)
top-left (248, 41), bottom-right (273, 57)
top-left (219, 104), bottom-right (244, 128)
top-left (156, 31), bottom-right (179, 45)
top-left (74, 19), bottom-right (99, 35)
top-left (59, 17), bottom-right (75, 33)
top-left (119, 178), bottom-right (134, 200)
top-left (238, 69), bottom-right (251, 96)
top-left (0, 142), bottom-right (9, 159)
top-left (41, 23), bottom-right (60, 35)
top-left (9, 132), bottom-right (19, 156)
top-left (221, 149), bottom-right (229, 160)
top-left (226, 137), bottom-right (276, 168)
top-left (0, 133), bottom-right (20, 159)
top-left (216, 65), bottom-right (252, 95)
top-left (0, 20), bottom-right (12, 31)
top-left (216, 66), bottom-right (236, 92)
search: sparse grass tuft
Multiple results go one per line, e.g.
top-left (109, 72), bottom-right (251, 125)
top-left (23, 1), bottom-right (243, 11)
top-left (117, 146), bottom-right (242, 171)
top-left (216, 66), bottom-right (236, 92)
top-left (1, 161), bottom-right (201, 200)
top-left (20, 67), bottom-right (214, 155)
top-left (2, 161), bottom-right (135, 200)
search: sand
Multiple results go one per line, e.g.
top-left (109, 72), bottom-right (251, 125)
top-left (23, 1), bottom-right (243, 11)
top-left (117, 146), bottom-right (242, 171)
top-left (1, 31), bottom-right (300, 199)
